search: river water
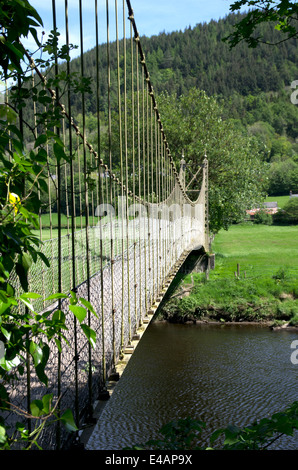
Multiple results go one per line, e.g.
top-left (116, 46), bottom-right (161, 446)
top-left (87, 322), bottom-right (298, 450)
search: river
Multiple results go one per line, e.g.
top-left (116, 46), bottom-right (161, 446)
top-left (86, 322), bottom-right (298, 450)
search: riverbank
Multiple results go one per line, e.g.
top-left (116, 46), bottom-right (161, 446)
top-left (154, 316), bottom-right (298, 333)
top-left (156, 223), bottom-right (298, 329)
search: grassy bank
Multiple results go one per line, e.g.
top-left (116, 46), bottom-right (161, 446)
top-left (158, 223), bottom-right (298, 326)
top-left (265, 195), bottom-right (291, 209)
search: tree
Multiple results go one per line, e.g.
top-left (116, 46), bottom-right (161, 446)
top-left (268, 159), bottom-right (298, 194)
top-left (225, 1), bottom-right (298, 47)
top-left (273, 197), bottom-right (298, 224)
top-left (158, 88), bottom-right (268, 232)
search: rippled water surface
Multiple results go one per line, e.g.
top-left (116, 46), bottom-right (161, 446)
top-left (87, 322), bottom-right (298, 450)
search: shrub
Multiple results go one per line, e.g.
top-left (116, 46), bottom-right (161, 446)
top-left (273, 198), bottom-right (298, 225)
top-left (275, 300), bottom-right (298, 320)
top-left (253, 209), bottom-right (272, 225)
top-left (289, 314), bottom-right (298, 326)
top-left (272, 268), bottom-right (290, 280)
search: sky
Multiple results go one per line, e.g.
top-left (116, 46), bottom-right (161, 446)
top-left (24, 0), bottom-right (245, 58)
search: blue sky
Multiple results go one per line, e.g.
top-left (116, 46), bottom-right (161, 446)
top-left (25, 0), bottom-right (245, 57)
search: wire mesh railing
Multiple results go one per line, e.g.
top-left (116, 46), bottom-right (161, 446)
top-left (2, 0), bottom-right (208, 450)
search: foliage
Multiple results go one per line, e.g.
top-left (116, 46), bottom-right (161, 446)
top-left (0, 393), bottom-right (77, 450)
top-left (211, 400), bottom-right (298, 449)
top-left (273, 197), bottom-right (298, 224)
top-left (267, 160), bottom-right (298, 195)
top-left (225, 1), bottom-right (298, 47)
top-left (54, 11), bottom-right (297, 177)
top-left (253, 209), bottom-right (272, 225)
top-left (19, 11), bottom-right (298, 213)
top-left (65, 11), bottom-right (297, 104)
top-left (126, 401), bottom-right (298, 450)
top-left (0, 0), bottom-right (97, 450)
top-left (0, 0), bottom-right (43, 77)
top-left (125, 418), bottom-right (206, 451)
top-left (157, 88), bottom-right (267, 232)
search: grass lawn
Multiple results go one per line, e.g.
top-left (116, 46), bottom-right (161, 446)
top-left (265, 195), bottom-right (291, 209)
top-left (210, 223), bottom-right (298, 279)
top-left (159, 223), bottom-right (298, 325)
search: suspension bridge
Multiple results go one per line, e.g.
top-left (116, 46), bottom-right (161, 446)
top-left (4, 0), bottom-right (211, 450)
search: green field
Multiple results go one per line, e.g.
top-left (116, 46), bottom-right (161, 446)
top-left (159, 223), bottom-right (298, 325)
top-left (211, 223), bottom-right (298, 279)
top-left (265, 195), bottom-right (292, 209)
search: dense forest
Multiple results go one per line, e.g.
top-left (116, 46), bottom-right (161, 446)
top-left (64, 11), bottom-right (298, 196)
top-left (71, 12), bottom-right (297, 104)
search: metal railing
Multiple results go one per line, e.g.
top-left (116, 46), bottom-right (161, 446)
top-left (2, 0), bottom-right (208, 449)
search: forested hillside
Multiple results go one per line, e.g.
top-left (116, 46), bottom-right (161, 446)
top-left (65, 11), bottom-right (298, 196)
top-left (74, 12), bottom-right (297, 103)
top-left (20, 11), bottom-right (297, 203)
top-left (140, 12), bottom-right (297, 98)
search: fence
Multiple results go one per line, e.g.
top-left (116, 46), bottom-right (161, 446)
top-left (2, 0), bottom-right (208, 449)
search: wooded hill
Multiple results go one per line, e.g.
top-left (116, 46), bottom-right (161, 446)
top-left (66, 11), bottom-right (297, 195)
top-left (70, 12), bottom-right (297, 104)
top-left (22, 11), bottom-right (297, 197)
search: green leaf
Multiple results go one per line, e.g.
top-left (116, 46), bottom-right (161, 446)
top-left (53, 142), bottom-right (68, 162)
top-left (54, 337), bottom-right (62, 353)
top-left (52, 309), bottom-right (66, 323)
top-left (210, 428), bottom-right (225, 444)
top-left (20, 292), bottom-right (42, 299)
top-left (15, 422), bottom-right (29, 440)
top-left (30, 341), bottom-right (50, 385)
top-left (19, 296), bottom-right (34, 312)
top-left (1, 326), bottom-right (11, 341)
top-left (36, 358), bottom-right (49, 386)
top-left (29, 341), bottom-right (43, 366)
top-left (69, 290), bottom-right (78, 305)
top-left (37, 251), bottom-right (50, 267)
top-left (20, 252), bottom-right (32, 272)
top-left (44, 293), bottom-right (68, 301)
top-left (81, 324), bottom-right (96, 349)
top-left (79, 297), bottom-right (98, 317)
top-left (40, 394), bottom-right (53, 415)
top-left (0, 355), bottom-right (20, 371)
top-left (69, 305), bottom-right (87, 323)
top-left (6, 283), bottom-right (15, 297)
top-left (5, 41), bottom-right (24, 60)
top-left (46, 131), bottom-right (63, 147)
top-left (7, 124), bottom-right (23, 141)
top-left (0, 423), bottom-right (7, 445)
top-left (60, 409), bottom-right (78, 433)
top-left (34, 134), bottom-right (47, 148)
top-left (30, 399), bottom-right (44, 417)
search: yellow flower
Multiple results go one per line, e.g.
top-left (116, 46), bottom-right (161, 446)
top-left (8, 192), bottom-right (21, 214)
